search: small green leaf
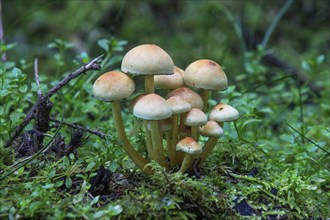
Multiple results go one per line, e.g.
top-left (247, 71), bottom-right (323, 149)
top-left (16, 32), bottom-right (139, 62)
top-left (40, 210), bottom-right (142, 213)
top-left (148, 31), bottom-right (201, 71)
top-left (65, 177), bottom-right (72, 189)
top-left (19, 84), bottom-right (28, 93)
top-left (316, 54), bottom-right (325, 64)
top-left (90, 195), bottom-right (100, 205)
top-left (85, 161), bottom-right (96, 172)
top-left (9, 111), bottom-right (24, 123)
top-left (97, 39), bottom-right (109, 52)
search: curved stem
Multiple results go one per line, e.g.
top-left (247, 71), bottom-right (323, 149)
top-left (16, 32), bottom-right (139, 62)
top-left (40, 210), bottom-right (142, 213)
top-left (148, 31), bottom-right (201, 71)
top-left (144, 121), bottom-right (154, 160)
top-left (201, 89), bottom-right (209, 112)
top-left (197, 137), bottom-right (219, 167)
top-left (178, 154), bottom-right (196, 173)
top-left (112, 101), bottom-right (153, 175)
top-left (191, 126), bottom-right (198, 140)
top-left (150, 120), bottom-right (169, 170)
top-left (145, 75), bottom-right (154, 93)
top-left (170, 114), bottom-right (179, 164)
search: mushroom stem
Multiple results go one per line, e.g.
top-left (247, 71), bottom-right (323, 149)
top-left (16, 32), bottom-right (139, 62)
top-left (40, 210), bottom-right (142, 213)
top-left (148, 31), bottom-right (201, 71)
top-left (150, 120), bottom-right (169, 170)
top-left (201, 89), bottom-right (209, 112)
top-left (112, 101), bottom-right (153, 175)
top-left (197, 137), bottom-right (219, 168)
top-left (145, 75), bottom-right (154, 93)
top-left (178, 154), bottom-right (196, 173)
top-left (191, 126), bottom-right (198, 140)
top-left (170, 114), bottom-right (179, 163)
top-left (144, 121), bottom-right (154, 160)
top-left (165, 131), bottom-right (174, 165)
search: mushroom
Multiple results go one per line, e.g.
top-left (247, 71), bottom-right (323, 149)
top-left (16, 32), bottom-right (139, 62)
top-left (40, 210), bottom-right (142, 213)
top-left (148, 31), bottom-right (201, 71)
top-left (147, 118), bottom-right (173, 164)
top-left (196, 120), bottom-right (224, 167)
top-left (93, 71), bottom-right (152, 175)
top-left (184, 59), bottom-right (228, 111)
top-left (166, 96), bottom-right (191, 164)
top-left (129, 93), bottom-right (153, 160)
top-left (183, 108), bottom-right (207, 140)
top-left (154, 66), bottom-right (185, 91)
top-left (176, 137), bottom-right (202, 173)
top-left (167, 87), bottom-right (204, 110)
top-left (133, 93), bottom-right (172, 170)
top-left (121, 44), bottom-right (174, 93)
top-left (209, 103), bottom-right (239, 128)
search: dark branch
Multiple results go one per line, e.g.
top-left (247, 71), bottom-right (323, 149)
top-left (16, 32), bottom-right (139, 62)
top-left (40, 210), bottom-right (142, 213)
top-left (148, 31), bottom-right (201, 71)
top-left (50, 117), bottom-right (106, 139)
top-left (4, 55), bottom-right (103, 148)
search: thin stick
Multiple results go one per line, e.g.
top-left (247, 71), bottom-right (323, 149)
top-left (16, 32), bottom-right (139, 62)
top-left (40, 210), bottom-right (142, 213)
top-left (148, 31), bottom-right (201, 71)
top-left (50, 117), bottom-right (106, 139)
top-left (34, 58), bottom-right (42, 98)
top-left (4, 55), bottom-right (103, 148)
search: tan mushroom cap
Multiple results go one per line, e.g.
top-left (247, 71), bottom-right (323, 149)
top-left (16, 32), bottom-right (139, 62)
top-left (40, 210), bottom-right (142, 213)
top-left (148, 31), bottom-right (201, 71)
top-left (129, 93), bottom-right (146, 113)
top-left (184, 108), bottom-right (207, 127)
top-left (166, 96), bottom-right (191, 114)
top-left (166, 87), bottom-right (204, 109)
top-left (133, 93), bottom-right (172, 120)
top-left (199, 120), bottom-right (224, 138)
top-left (184, 59), bottom-right (228, 90)
top-left (154, 66), bottom-right (185, 89)
top-left (121, 44), bottom-right (174, 76)
top-left (209, 103), bottom-right (239, 122)
top-left (92, 71), bottom-right (135, 102)
top-left (176, 137), bottom-right (202, 154)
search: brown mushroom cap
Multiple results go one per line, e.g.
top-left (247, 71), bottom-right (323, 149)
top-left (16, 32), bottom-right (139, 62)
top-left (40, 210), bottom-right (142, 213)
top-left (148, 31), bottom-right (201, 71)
top-left (184, 59), bottom-right (228, 90)
top-left (133, 93), bottom-right (172, 120)
top-left (154, 66), bottom-right (185, 89)
top-left (92, 71), bottom-right (135, 101)
top-left (199, 120), bottom-right (224, 138)
top-left (166, 96), bottom-right (191, 114)
top-left (121, 44), bottom-right (174, 75)
top-left (184, 108), bottom-right (207, 127)
top-left (176, 137), bottom-right (202, 154)
top-left (209, 103), bottom-right (239, 122)
top-left (166, 87), bottom-right (204, 109)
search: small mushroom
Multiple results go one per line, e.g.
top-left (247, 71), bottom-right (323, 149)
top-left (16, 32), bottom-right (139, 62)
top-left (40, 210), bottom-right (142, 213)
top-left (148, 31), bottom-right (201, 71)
top-left (176, 137), bottom-right (202, 173)
top-left (154, 66), bottom-right (185, 91)
top-left (121, 44), bottom-right (174, 93)
top-left (166, 96), bottom-right (191, 164)
top-left (133, 93), bottom-right (172, 170)
top-left (183, 108), bottom-right (207, 140)
top-left (184, 60), bottom-right (228, 111)
top-left (209, 103), bottom-right (239, 127)
top-left (93, 71), bottom-right (152, 175)
top-left (196, 120), bottom-right (224, 167)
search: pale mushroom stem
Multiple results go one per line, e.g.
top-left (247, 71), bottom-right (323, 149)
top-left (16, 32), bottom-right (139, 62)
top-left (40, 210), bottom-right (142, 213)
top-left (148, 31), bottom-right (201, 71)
top-left (112, 101), bottom-right (153, 175)
top-left (197, 137), bottom-right (219, 167)
top-left (144, 121), bottom-right (154, 160)
top-left (191, 127), bottom-right (198, 140)
top-left (150, 120), bottom-right (169, 170)
top-left (145, 75), bottom-right (154, 93)
top-left (201, 89), bottom-right (209, 112)
top-left (178, 154), bottom-right (196, 173)
top-left (170, 114), bottom-right (179, 164)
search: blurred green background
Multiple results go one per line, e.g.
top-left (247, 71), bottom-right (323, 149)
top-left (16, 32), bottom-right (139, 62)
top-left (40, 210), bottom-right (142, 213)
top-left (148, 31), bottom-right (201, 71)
top-left (2, 0), bottom-right (329, 81)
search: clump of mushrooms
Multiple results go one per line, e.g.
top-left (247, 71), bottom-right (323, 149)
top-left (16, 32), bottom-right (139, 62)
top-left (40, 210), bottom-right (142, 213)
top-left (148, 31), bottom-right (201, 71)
top-left (92, 44), bottom-right (239, 175)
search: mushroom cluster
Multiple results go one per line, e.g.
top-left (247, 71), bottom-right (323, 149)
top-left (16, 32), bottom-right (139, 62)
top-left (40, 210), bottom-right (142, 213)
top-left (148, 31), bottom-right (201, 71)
top-left (92, 44), bottom-right (239, 175)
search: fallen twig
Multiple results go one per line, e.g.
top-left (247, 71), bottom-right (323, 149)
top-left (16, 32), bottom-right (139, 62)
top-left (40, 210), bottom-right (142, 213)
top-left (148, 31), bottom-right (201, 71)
top-left (50, 117), bottom-right (106, 139)
top-left (4, 55), bottom-right (103, 148)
